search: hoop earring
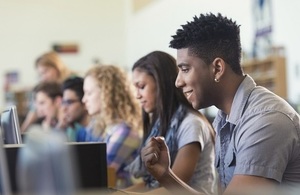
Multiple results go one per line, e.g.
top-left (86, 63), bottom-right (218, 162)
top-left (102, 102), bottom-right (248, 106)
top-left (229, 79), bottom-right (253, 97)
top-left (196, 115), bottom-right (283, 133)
top-left (214, 78), bottom-right (219, 82)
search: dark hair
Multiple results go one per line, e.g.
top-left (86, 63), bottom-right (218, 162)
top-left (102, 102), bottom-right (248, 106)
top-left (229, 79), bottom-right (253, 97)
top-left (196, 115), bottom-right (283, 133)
top-left (33, 81), bottom-right (62, 100)
top-left (170, 13), bottom-right (243, 75)
top-left (132, 51), bottom-right (195, 140)
top-left (62, 76), bottom-right (84, 101)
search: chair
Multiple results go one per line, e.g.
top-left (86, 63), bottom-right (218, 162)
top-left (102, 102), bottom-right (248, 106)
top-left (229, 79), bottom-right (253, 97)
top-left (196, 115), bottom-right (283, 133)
top-left (107, 166), bottom-right (116, 188)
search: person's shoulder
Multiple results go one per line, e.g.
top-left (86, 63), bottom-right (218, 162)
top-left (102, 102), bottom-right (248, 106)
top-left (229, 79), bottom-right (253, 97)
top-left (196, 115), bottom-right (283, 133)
top-left (183, 110), bottom-right (205, 122)
top-left (248, 87), bottom-right (296, 115)
top-left (110, 123), bottom-right (141, 145)
top-left (179, 110), bottom-right (209, 130)
top-left (111, 122), bottom-right (137, 135)
top-left (67, 71), bottom-right (80, 78)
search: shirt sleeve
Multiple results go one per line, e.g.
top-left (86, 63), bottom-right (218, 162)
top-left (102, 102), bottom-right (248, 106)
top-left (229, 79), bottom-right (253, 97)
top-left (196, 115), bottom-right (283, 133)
top-left (106, 124), bottom-right (140, 172)
top-left (234, 111), bottom-right (298, 182)
top-left (177, 112), bottom-right (210, 151)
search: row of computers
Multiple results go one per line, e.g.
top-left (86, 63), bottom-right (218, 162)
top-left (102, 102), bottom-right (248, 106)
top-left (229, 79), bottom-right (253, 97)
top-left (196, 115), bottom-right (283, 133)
top-left (0, 106), bottom-right (22, 145)
top-left (0, 106), bottom-right (109, 194)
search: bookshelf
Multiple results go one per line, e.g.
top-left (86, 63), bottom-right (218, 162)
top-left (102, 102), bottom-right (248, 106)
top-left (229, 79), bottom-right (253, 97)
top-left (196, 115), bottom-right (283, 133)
top-left (242, 56), bottom-right (287, 99)
top-left (4, 89), bottom-right (32, 124)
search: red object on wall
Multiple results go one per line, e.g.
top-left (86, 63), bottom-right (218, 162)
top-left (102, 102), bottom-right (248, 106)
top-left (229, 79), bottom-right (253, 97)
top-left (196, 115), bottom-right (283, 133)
top-left (52, 43), bottom-right (79, 53)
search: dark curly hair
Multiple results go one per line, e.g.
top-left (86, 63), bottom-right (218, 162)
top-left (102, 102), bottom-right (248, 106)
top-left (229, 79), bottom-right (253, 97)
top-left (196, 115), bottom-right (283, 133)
top-left (170, 13), bottom-right (243, 75)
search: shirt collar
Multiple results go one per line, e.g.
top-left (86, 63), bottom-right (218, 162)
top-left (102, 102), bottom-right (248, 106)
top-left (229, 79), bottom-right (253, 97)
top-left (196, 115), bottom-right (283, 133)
top-left (227, 75), bottom-right (256, 125)
top-left (214, 75), bottom-right (256, 126)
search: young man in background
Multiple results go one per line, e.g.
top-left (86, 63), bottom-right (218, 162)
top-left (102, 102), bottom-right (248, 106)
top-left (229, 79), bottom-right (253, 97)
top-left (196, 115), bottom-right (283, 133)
top-left (60, 76), bottom-right (90, 141)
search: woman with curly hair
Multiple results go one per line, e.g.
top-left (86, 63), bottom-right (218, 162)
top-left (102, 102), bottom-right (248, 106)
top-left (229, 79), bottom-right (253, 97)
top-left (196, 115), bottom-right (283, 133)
top-left (79, 65), bottom-right (142, 188)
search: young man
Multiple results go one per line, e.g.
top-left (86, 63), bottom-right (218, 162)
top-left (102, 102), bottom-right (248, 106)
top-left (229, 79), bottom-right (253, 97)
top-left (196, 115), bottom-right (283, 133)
top-left (141, 13), bottom-right (300, 194)
top-left (60, 76), bottom-right (90, 141)
top-left (33, 81), bottom-right (63, 130)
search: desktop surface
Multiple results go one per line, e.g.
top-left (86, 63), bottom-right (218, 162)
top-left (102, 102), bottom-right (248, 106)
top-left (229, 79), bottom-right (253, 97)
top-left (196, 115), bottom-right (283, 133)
top-left (4, 142), bottom-right (108, 193)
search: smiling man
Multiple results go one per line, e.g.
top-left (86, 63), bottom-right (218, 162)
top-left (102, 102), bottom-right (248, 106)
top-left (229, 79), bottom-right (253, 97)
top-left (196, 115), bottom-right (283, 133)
top-left (141, 13), bottom-right (300, 195)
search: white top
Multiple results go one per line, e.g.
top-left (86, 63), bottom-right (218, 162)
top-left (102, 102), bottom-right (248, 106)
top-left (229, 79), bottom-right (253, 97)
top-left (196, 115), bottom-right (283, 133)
top-left (177, 111), bottom-right (218, 195)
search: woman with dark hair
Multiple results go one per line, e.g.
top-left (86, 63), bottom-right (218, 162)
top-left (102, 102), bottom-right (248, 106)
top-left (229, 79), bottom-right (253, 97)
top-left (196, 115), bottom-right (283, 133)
top-left (125, 51), bottom-right (217, 194)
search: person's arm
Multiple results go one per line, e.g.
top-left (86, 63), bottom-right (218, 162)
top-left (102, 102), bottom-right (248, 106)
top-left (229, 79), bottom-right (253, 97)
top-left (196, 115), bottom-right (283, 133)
top-left (122, 182), bottom-right (146, 192)
top-left (223, 175), bottom-right (277, 195)
top-left (107, 125), bottom-right (145, 191)
top-left (55, 106), bottom-right (68, 130)
top-left (106, 124), bottom-right (140, 172)
top-left (112, 186), bottom-right (172, 195)
top-left (156, 169), bottom-right (202, 195)
top-left (170, 142), bottom-right (201, 182)
top-left (21, 110), bottom-right (38, 132)
top-left (220, 111), bottom-right (295, 194)
top-left (143, 138), bottom-right (277, 195)
top-left (142, 137), bottom-right (203, 195)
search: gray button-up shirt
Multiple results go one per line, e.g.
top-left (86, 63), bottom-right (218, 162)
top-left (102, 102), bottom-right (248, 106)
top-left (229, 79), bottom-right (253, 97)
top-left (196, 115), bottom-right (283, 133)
top-left (213, 75), bottom-right (300, 189)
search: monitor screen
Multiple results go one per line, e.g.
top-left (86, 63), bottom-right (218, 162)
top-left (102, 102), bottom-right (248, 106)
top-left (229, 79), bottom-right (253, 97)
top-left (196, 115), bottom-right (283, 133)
top-left (0, 128), bottom-right (12, 194)
top-left (0, 106), bottom-right (22, 144)
top-left (4, 142), bottom-right (107, 193)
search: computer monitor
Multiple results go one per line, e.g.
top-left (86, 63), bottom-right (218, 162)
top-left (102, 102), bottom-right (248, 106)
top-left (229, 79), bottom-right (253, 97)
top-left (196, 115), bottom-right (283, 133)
top-left (0, 128), bottom-right (12, 195)
top-left (0, 106), bottom-right (22, 144)
top-left (4, 142), bottom-right (107, 193)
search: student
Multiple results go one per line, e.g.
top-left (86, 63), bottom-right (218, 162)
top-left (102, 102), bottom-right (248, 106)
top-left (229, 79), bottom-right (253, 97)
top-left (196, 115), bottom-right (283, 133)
top-left (35, 51), bottom-right (74, 83)
top-left (33, 81), bottom-right (63, 131)
top-left (21, 51), bottom-right (76, 132)
top-left (81, 65), bottom-right (142, 188)
top-left (124, 51), bottom-right (216, 195)
top-left (141, 13), bottom-right (300, 194)
top-left (60, 76), bottom-right (90, 142)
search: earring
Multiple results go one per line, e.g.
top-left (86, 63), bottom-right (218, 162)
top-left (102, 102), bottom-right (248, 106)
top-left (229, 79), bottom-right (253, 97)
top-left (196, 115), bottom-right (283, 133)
top-left (214, 78), bottom-right (219, 82)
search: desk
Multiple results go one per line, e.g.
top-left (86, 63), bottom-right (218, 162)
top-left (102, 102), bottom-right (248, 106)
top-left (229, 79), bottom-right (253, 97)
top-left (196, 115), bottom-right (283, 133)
top-left (4, 142), bottom-right (108, 193)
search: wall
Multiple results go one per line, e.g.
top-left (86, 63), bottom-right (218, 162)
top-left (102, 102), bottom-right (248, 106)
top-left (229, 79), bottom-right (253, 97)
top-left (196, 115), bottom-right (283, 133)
top-left (272, 0), bottom-right (300, 103)
top-left (126, 0), bottom-right (253, 68)
top-left (1, 0), bottom-right (300, 109)
top-left (0, 0), bottom-right (127, 109)
top-left (126, 0), bottom-right (300, 104)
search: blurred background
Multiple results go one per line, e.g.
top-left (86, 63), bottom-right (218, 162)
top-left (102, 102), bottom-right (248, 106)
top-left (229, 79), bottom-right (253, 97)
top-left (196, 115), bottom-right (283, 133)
top-left (1, 0), bottom-right (300, 121)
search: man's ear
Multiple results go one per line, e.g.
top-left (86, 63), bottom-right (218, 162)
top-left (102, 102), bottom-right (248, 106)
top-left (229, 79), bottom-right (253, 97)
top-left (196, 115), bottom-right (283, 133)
top-left (212, 57), bottom-right (225, 81)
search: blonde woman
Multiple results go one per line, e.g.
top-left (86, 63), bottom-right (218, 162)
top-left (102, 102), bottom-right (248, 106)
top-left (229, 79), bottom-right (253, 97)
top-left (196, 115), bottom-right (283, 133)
top-left (79, 65), bottom-right (142, 188)
top-left (21, 51), bottom-right (76, 132)
top-left (35, 51), bottom-right (75, 83)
